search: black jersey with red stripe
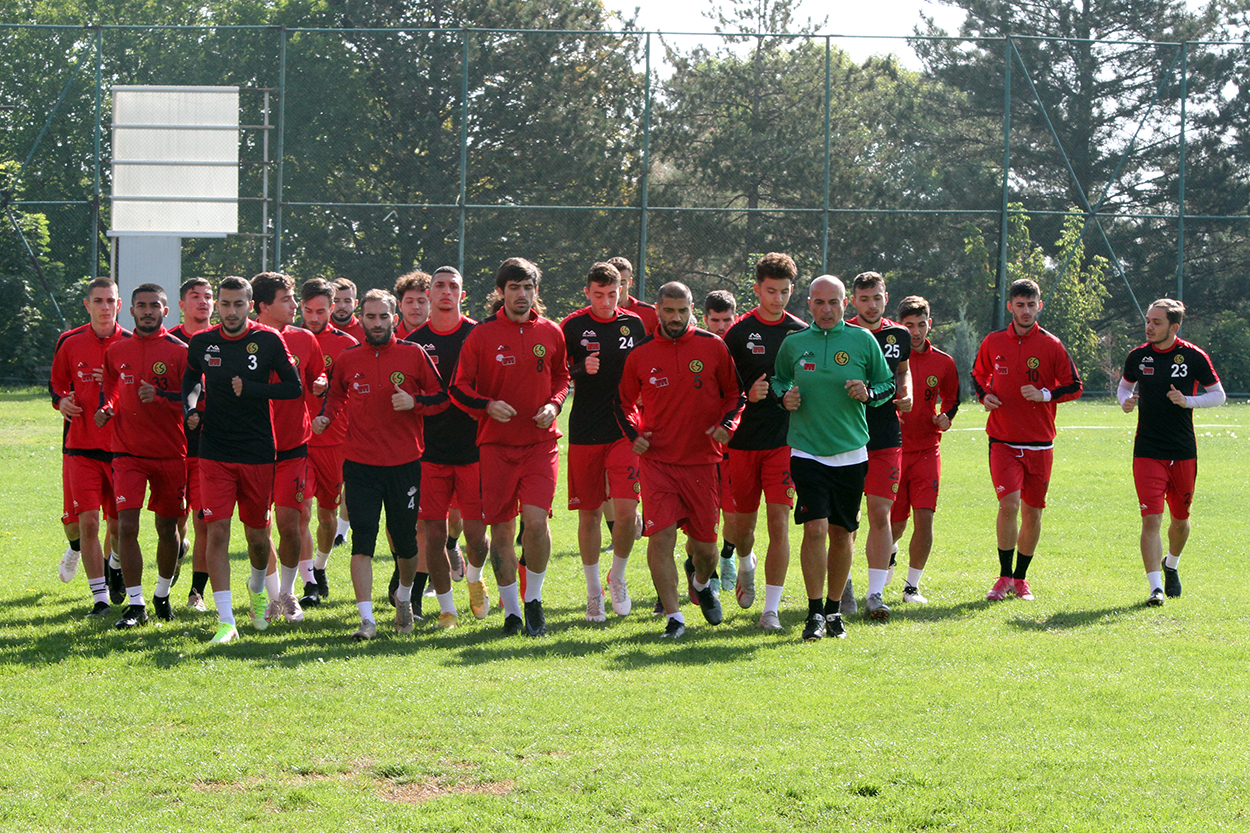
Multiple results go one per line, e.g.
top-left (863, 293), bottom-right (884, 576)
top-left (561, 306), bottom-right (647, 445)
top-left (723, 308), bottom-right (807, 450)
top-left (848, 315), bottom-right (911, 451)
top-left (1122, 338), bottom-right (1220, 460)
top-left (407, 315), bottom-right (480, 466)
top-left (169, 323), bottom-right (209, 457)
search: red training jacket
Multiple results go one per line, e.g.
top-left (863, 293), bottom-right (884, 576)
top-left (271, 325), bottom-right (325, 453)
top-left (102, 327), bottom-right (189, 459)
top-left (50, 322), bottom-right (132, 452)
top-left (971, 324), bottom-right (1082, 446)
top-left (307, 324), bottom-right (358, 448)
top-left (900, 340), bottom-right (960, 453)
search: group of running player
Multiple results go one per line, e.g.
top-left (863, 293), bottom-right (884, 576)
top-left (49, 252), bottom-right (1225, 642)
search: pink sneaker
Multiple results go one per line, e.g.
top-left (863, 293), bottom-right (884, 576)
top-left (986, 576), bottom-right (1013, 601)
top-left (1014, 579), bottom-right (1034, 600)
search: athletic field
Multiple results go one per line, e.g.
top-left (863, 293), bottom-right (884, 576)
top-left (2, 389), bottom-right (1247, 831)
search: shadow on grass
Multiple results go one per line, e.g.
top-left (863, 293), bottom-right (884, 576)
top-left (1006, 604), bottom-right (1141, 631)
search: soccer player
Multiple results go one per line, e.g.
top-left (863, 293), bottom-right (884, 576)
top-left (971, 278), bottom-right (1083, 601)
top-left (96, 284), bottom-right (189, 628)
top-left (50, 277), bottom-right (130, 616)
top-left (451, 257), bottom-right (570, 637)
top-left (394, 270), bottom-right (432, 340)
top-left (561, 262), bottom-right (648, 621)
top-left (314, 289), bottom-right (447, 639)
top-left (331, 277), bottom-right (367, 345)
top-left (846, 271), bottom-right (913, 621)
top-left (1118, 299), bottom-right (1224, 606)
top-left (299, 278), bottom-right (359, 604)
top-left (772, 276), bottom-right (894, 641)
top-left (407, 265), bottom-right (492, 623)
top-left (891, 295), bottom-right (960, 604)
top-left (721, 253), bottom-right (807, 630)
top-left (703, 289), bottom-right (739, 592)
top-left (182, 276), bottom-right (303, 644)
top-left (611, 256), bottom-right (659, 334)
top-left (252, 272), bottom-right (327, 623)
top-left (618, 281), bottom-right (741, 639)
top-left (170, 278), bottom-right (214, 611)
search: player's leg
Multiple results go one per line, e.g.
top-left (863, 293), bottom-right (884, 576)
top-left (823, 524), bottom-right (854, 639)
top-left (204, 517), bottom-right (237, 641)
top-left (568, 443), bottom-right (607, 619)
top-left (902, 509), bottom-right (935, 603)
top-left (114, 507), bottom-right (148, 627)
top-left (648, 523), bottom-right (682, 618)
top-left (243, 521), bottom-right (276, 629)
top-left (489, 517), bottom-right (522, 633)
top-left (606, 497), bottom-right (638, 616)
top-left (342, 461), bottom-right (382, 639)
top-left (519, 503), bottom-right (552, 636)
top-left (381, 461), bottom-right (425, 631)
top-left (151, 513), bottom-right (180, 621)
top-left (863, 495), bottom-right (895, 620)
top-left (577, 506), bottom-right (607, 621)
top-left (78, 508), bottom-right (108, 615)
top-left (757, 502), bottom-right (790, 630)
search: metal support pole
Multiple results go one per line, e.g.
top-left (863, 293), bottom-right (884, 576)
top-left (996, 36), bottom-right (1012, 330)
top-left (273, 27), bottom-right (287, 268)
top-left (458, 29), bottom-right (469, 277)
top-left (261, 89), bottom-right (270, 272)
top-left (1177, 42), bottom-right (1187, 303)
top-left (821, 36), bottom-right (831, 274)
top-left (91, 26), bottom-right (103, 279)
top-left (637, 32), bottom-right (653, 298)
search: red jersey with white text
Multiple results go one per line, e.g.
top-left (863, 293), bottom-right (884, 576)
top-left (900, 340), bottom-right (960, 453)
top-left (307, 324), bottom-right (358, 448)
top-left (271, 325), bottom-right (325, 455)
top-left (50, 322), bottom-right (132, 454)
top-left (971, 323), bottom-right (1082, 446)
top-left (102, 327), bottom-right (189, 459)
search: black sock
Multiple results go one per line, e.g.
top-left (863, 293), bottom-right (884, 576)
top-left (824, 597), bottom-right (841, 617)
top-left (69, 538), bottom-right (81, 552)
top-left (998, 548), bottom-right (1014, 577)
top-left (808, 598), bottom-right (824, 618)
top-left (446, 535), bottom-right (458, 551)
top-left (606, 520), bottom-right (615, 535)
top-left (1013, 554), bottom-right (1033, 580)
top-left (516, 521), bottom-right (524, 545)
top-left (413, 570), bottom-right (429, 597)
top-left (191, 571), bottom-right (209, 594)
top-left (720, 542), bottom-right (736, 561)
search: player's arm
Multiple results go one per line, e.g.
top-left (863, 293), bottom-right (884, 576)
top-left (449, 332), bottom-right (491, 417)
top-left (547, 335), bottom-right (570, 413)
top-left (714, 343), bottom-right (742, 439)
top-left (893, 357), bottom-right (912, 412)
top-left (237, 338), bottom-right (302, 400)
top-left (49, 337), bottom-right (82, 417)
top-left (408, 349), bottom-right (451, 415)
top-left (1171, 381), bottom-right (1225, 409)
top-left (1048, 344), bottom-right (1083, 403)
top-left (615, 352), bottom-right (643, 443)
top-left (865, 343), bottom-right (896, 406)
top-left (936, 360), bottom-right (960, 428)
top-left (562, 320), bottom-right (594, 379)
top-left (181, 361), bottom-right (204, 430)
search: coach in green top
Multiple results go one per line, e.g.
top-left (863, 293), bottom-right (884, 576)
top-left (771, 275), bottom-right (894, 641)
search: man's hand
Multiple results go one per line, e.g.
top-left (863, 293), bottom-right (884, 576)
top-left (138, 379), bottom-right (156, 403)
top-left (1167, 384), bottom-right (1188, 407)
top-left (486, 399), bottom-right (517, 422)
top-left (845, 379), bottom-right (869, 402)
top-left (311, 415), bottom-right (330, 434)
top-left (895, 389), bottom-right (913, 413)
top-left (232, 376), bottom-right (244, 396)
top-left (93, 407), bottom-right (112, 428)
top-left (706, 424), bottom-right (730, 445)
top-left (392, 383), bottom-right (415, 411)
top-left (1121, 393), bottom-right (1139, 413)
top-left (1020, 385), bottom-right (1045, 402)
top-left (981, 393), bottom-right (1001, 411)
top-left (782, 385), bottom-right (801, 411)
top-left (313, 373), bottom-right (328, 396)
top-left (584, 352), bottom-right (600, 375)
top-left (534, 403), bottom-right (558, 429)
top-left (748, 372), bottom-right (770, 403)
top-left (185, 411), bottom-right (201, 432)
top-left (58, 392), bottom-right (83, 419)
top-left (933, 413), bottom-right (951, 431)
top-left (90, 367), bottom-right (103, 384)
top-left (632, 431), bottom-right (652, 455)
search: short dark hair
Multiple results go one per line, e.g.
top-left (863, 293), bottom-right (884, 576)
top-left (131, 283), bottom-right (167, 304)
top-left (361, 288), bottom-right (397, 314)
top-left (331, 277), bottom-right (357, 297)
top-left (432, 265), bottom-right (461, 280)
top-left (704, 290), bottom-right (736, 314)
top-left (607, 256), bottom-right (632, 277)
top-left (495, 257), bottom-right (541, 292)
top-left (1150, 297), bottom-right (1185, 326)
top-left (86, 277), bottom-right (117, 295)
top-left (179, 278), bottom-right (212, 300)
top-left (897, 295), bottom-right (930, 320)
top-left (755, 252), bottom-right (797, 283)
top-left (251, 272), bottom-right (295, 308)
top-left (218, 275), bottom-right (253, 300)
top-left (394, 270), bottom-right (431, 303)
top-left (852, 271), bottom-right (885, 293)
top-left (1008, 278), bottom-right (1040, 300)
top-left (587, 262), bottom-right (621, 288)
top-left (301, 278), bottom-right (334, 304)
top-left (656, 281), bottom-right (692, 305)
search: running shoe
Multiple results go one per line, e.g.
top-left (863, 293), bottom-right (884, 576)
top-left (436, 612), bottom-right (458, 630)
top-left (250, 590), bottom-right (270, 631)
top-left (395, 599), bottom-right (415, 634)
top-left (902, 585), bottom-right (928, 604)
top-left (279, 592), bottom-right (304, 623)
top-left (735, 554), bottom-right (757, 609)
top-left (313, 567), bottom-right (330, 599)
top-left (502, 613), bottom-right (523, 636)
top-left (757, 610), bottom-right (782, 632)
top-left (866, 592), bottom-right (890, 622)
top-left (351, 619), bottom-right (376, 640)
top-left (153, 594), bottom-right (173, 621)
top-left (115, 604), bottom-right (148, 629)
top-left (105, 561), bottom-right (126, 605)
top-left (523, 599), bottom-right (546, 637)
top-left (986, 576), bottom-right (1013, 601)
top-left (841, 577), bottom-right (857, 614)
top-left (468, 580), bottom-right (490, 619)
top-left (607, 573), bottom-right (632, 616)
top-left (661, 617), bottom-right (685, 639)
top-left (87, 601), bottom-right (111, 618)
top-left (719, 554), bottom-right (737, 590)
top-left (683, 556), bottom-right (698, 605)
top-left (58, 546), bottom-right (80, 583)
top-left (210, 622), bottom-right (239, 644)
top-left (1013, 579), bottom-right (1035, 601)
top-left (300, 582), bottom-right (321, 607)
top-left (1147, 587), bottom-right (1166, 607)
top-left (825, 613), bottom-right (847, 639)
top-left (448, 544), bottom-right (465, 582)
top-left (187, 589), bottom-right (208, 613)
top-left (802, 613), bottom-right (824, 641)
top-left (585, 592), bottom-right (606, 622)
top-left (697, 583), bottom-right (723, 625)
top-left (1163, 564), bottom-right (1182, 597)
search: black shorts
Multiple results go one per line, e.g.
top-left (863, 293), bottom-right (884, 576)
top-left (342, 459), bottom-right (421, 559)
top-left (791, 456), bottom-right (867, 531)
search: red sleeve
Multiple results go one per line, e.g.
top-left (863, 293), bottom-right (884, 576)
top-left (450, 329), bottom-right (489, 416)
top-left (1049, 339), bottom-right (1082, 403)
top-left (548, 330), bottom-right (570, 411)
top-left (326, 354), bottom-right (349, 423)
top-left (939, 354), bottom-right (961, 419)
top-left (101, 349), bottom-right (120, 412)
top-left (50, 335), bottom-right (74, 405)
top-left (715, 339), bottom-right (741, 435)
top-left (616, 349), bottom-right (642, 441)
top-left (971, 334), bottom-right (994, 400)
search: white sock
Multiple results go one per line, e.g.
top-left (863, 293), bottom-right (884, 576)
top-left (437, 590), bottom-right (456, 615)
top-left (357, 601), bottom-right (374, 623)
top-left (396, 582), bottom-right (413, 603)
top-left (248, 566), bottom-right (267, 595)
top-left (466, 561), bottom-right (483, 583)
top-left (108, 551), bottom-right (121, 570)
top-left (610, 555), bottom-right (629, 583)
top-left (867, 568), bottom-right (889, 597)
top-left (154, 575), bottom-right (172, 597)
top-left (336, 518), bottom-right (350, 538)
top-left (299, 559), bottom-right (315, 584)
top-left (264, 569), bottom-right (280, 599)
top-left (1147, 571), bottom-right (1163, 592)
top-left (279, 565), bottom-right (298, 596)
top-left (214, 590), bottom-right (235, 625)
top-left (763, 584), bottom-right (783, 613)
top-left (668, 611), bottom-right (685, 624)
top-left (126, 585), bottom-right (145, 607)
top-left (89, 577), bottom-right (108, 604)
top-left (692, 574), bottom-right (710, 592)
top-left (1164, 553), bottom-right (1180, 570)
top-left (314, 550), bottom-right (331, 570)
top-left (891, 543), bottom-right (899, 557)
top-left (739, 552), bottom-right (756, 571)
top-left (523, 568), bottom-right (546, 603)
top-left (584, 563), bottom-right (602, 595)
top-left (499, 582), bottom-right (522, 619)
top-left (906, 567), bottom-right (924, 588)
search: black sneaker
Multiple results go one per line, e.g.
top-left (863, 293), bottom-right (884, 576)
top-left (696, 582), bottom-right (723, 625)
top-left (105, 562), bottom-right (126, 605)
top-left (153, 594), bottom-right (173, 621)
top-left (502, 613), bottom-right (523, 636)
top-left (661, 617), bottom-right (686, 639)
top-left (523, 599), bottom-right (547, 637)
top-left (825, 613), bottom-right (847, 639)
top-left (652, 598), bottom-right (665, 616)
top-left (683, 556), bottom-right (698, 604)
top-left (171, 537), bottom-right (189, 588)
top-left (1147, 587), bottom-right (1166, 607)
top-left (802, 613), bottom-right (825, 641)
top-left (115, 604), bottom-right (148, 629)
top-left (300, 582), bottom-right (321, 607)
top-left (333, 532), bottom-right (346, 547)
top-left (1163, 564), bottom-right (1181, 597)
top-left (313, 567), bottom-right (329, 599)
top-left (87, 601), bottom-right (111, 618)
top-left (387, 565), bottom-right (400, 608)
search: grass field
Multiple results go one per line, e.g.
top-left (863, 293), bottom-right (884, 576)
top-left (1, 388), bottom-right (1248, 832)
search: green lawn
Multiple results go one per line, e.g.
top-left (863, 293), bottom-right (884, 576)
top-left (1, 388), bottom-right (1248, 831)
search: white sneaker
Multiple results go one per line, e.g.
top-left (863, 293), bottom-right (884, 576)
top-left (448, 544), bottom-right (465, 582)
top-left (58, 546), bottom-right (80, 583)
top-left (608, 573), bottom-right (632, 616)
top-left (757, 609), bottom-right (782, 631)
top-left (735, 554), bottom-right (757, 609)
top-left (902, 585), bottom-right (928, 604)
top-left (279, 592), bottom-right (305, 623)
top-left (586, 592), bottom-right (607, 622)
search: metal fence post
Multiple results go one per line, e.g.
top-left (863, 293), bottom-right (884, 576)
top-left (274, 27), bottom-right (287, 269)
top-left (1177, 41), bottom-right (1187, 303)
top-left (637, 31), bottom-right (652, 298)
top-left (995, 36), bottom-right (1012, 330)
top-left (458, 28), bottom-right (469, 277)
top-left (821, 35), bottom-right (831, 274)
top-left (91, 25), bottom-right (102, 279)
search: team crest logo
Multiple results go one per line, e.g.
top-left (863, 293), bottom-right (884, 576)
top-left (1173, 354), bottom-right (1185, 364)
top-left (926, 374), bottom-right (938, 388)
top-left (633, 481), bottom-right (641, 494)
top-left (389, 371), bottom-right (406, 385)
top-left (834, 351), bottom-right (850, 366)
top-left (151, 361), bottom-right (167, 375)
top-left (295, 491), bottom-right (304, 503)
top-left (533, 344), bottom-right (547, 358)
top-left (246, 342), bottom-right (259, 354)
top-left (891, 482), bottom-right (899, 494)
top-left (689, 360), bottom-right (704, 373)
top-left (886, 334), bottom-right (897, 344)
top-left (620, 325), bottom-right (631, 335)
top-left (323, 354), bottom-right (333, 368)
top-left (292, 355), bottom-right (301, 367)
top-left (786, 486), bottom-right (795, 499)
top-left (1026, 356), bottom-right (1039, 369)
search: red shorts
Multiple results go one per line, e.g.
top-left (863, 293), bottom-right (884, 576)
top-left (727, 446), bottom-right (795, 512)
top-left (1134, 457), bottom-right (1197, 519)
top-left (639, 459), bottom-right (720, 544)
top-left (199, 458), bottom-right (274, 528)
top-left (989, 443), bottom-right (1053, 508)
top-left (113, 455), bottom-right (186, 518)
top-left (864, 446), bottom-right (902, 501)
top-left (891, 447), bottom-right (941, 524)
top-left (479, 441), bottom-right (558, 525)
top-left (274, 455), bottom-right (311, 511)
top-left (420, 461), bottom-right (484, 521)
top-left (309, 444), bottom-right (346, 508)
top-left (64, 454), bottom-right (117, 519)
top-left (567, 439), bottom-right (640, 510)
top-left (718, 456), bottom-right (734, 513)
top-left (185, 456), bottom-right (202, 514)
